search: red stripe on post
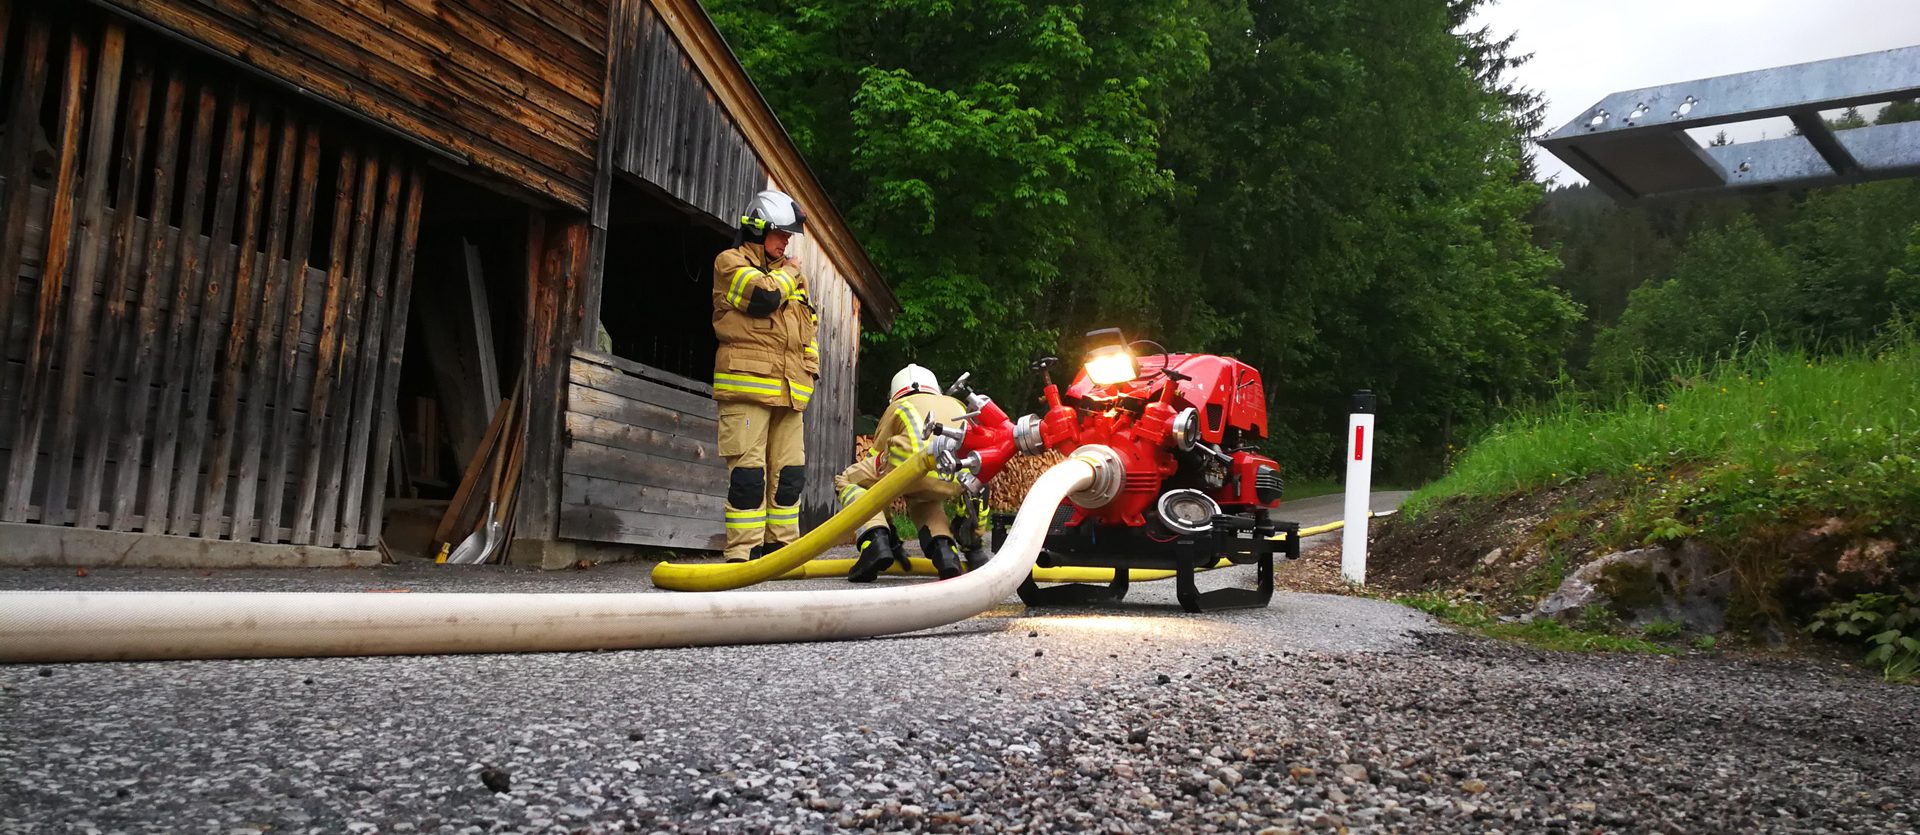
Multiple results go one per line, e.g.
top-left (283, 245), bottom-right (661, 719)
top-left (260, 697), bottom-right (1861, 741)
top-left (1354, 426), bottom-right (1365, 461)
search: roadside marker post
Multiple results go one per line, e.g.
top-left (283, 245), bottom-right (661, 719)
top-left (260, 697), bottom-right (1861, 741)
top-left (1342, 390), bottom-right (1376, 585)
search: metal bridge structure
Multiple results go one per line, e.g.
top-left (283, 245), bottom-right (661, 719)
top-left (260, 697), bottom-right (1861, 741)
top-left (1540, 45), bottom-right (1920, 202)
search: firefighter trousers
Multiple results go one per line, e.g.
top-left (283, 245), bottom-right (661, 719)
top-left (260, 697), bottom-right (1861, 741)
top-left (717, 401), bottom-right (806, 560)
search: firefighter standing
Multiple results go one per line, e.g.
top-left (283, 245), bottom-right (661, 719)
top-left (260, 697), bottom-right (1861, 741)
top-left (835, 364), bottom-right (979, 582)
top-left (712, 190), bottom-right (819, 562)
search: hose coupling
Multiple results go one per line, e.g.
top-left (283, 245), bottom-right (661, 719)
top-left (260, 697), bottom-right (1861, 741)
top-left (1067, 444), bottom-right (1125, 508)
top-left (1014, 414), bottom-right (1046, 455)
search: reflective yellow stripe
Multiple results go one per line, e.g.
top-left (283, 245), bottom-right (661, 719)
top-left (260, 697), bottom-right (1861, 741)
top-left (805, 341), bottom-right (819, 358)
top-left (894, 402), bottom-right (927, 453)
top-left (838, 484), bottom-right (866, 506)
top-left (789, 380), bottom-right (813, 406)
top-left (725, 509), bottom-right (766, 530)
top-left (714, 372), bottom-right (784, 395)
top-left (768, 508), bottom-right (800, 523)
top-left (769, 269), bottom-right (796, 297)
top-left (727, 267), bottom-right (761, 308)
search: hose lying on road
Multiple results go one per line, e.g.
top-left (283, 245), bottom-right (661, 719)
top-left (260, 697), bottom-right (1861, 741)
top-left (648, 451), bottom-right (940, 592)
top-left (770, 510), bottom-right (1398, 582)
top-left (0, 451), bottom-right (1114, 664)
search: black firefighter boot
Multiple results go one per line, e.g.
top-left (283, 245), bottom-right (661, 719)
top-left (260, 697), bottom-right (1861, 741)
top-left (951, 510), bottom-right (991, 572)
top-left (849, 527), bottom-right (904, 583)
top-left (927, 535), bottom-right (964, 580)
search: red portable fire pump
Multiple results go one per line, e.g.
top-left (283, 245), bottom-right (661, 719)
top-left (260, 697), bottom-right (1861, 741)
top-left (997, 329), bottom-right (1300, 612)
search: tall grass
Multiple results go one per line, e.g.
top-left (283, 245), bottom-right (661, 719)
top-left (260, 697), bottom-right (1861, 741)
top-left (1406, 342), bottom-right (1920, 542)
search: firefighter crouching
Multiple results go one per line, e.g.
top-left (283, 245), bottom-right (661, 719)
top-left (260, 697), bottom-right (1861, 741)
top-left (712, 190), bottom-right (819, 563)
top-left (835, 364), bottom-right (990, 583)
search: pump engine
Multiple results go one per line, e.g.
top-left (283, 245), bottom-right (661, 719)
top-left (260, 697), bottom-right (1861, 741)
top-left (1001, 330), bottom-right (1301, 612)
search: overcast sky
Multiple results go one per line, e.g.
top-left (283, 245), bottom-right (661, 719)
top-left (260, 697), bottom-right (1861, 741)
top-left (1469, 0), bottom-right (1920, 185)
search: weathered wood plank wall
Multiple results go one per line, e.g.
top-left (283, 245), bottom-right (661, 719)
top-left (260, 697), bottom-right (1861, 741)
top-left (0, 7), bottom-right (423, 548)
top-left (92, 0), bottom-right (607, 210)
top-left (558, 350), bottom-right (724, 550)
top-left (603, 0), bottom-right (761, 226)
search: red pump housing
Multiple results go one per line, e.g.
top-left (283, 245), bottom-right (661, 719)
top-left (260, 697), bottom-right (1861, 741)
top-left (1030, 353), bottom-right (1284, 530)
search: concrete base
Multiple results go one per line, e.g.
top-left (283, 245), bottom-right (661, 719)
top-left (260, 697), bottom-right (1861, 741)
top-left (0, 521), bottom-right (380, 568)
top-left (508, 539), bottom-right (658, 570)
top-left (508, 538), bottom-right (579, 571)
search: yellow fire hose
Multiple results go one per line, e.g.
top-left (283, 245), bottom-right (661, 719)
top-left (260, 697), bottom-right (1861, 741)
top-left (766, 513), bottom-right (1383, 583)
top-left (650, 451), bottom-right (940, 592)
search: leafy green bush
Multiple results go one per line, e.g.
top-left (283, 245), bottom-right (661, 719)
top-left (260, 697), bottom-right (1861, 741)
top-left (1806, 591), bottom-right (1920, 683)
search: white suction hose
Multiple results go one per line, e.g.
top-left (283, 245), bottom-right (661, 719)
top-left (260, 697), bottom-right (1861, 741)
top-left (0, 452), bottom-right (1110, 664)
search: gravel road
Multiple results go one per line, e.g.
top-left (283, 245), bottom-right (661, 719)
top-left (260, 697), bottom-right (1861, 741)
top-left (2, 489), bottom-right (1915, 834)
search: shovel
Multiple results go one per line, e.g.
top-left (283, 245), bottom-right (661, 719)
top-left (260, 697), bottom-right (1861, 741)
top-left (445, 416), bottom-right (509, 566)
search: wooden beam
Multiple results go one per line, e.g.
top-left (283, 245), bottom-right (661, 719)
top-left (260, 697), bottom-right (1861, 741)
top-left (255, 126), bottom-right (323, 542)
top-left (140, 85), bottom-right (219, 531)
top-left (5, 31), bottom-right (94, 523)
top-left (514, 211), bottom-right (588, 542)
top-left (0, 20), bottom-right (51, 434)
top-left (166, 86), bottom-right (253, 536)
top-left (289, 147), bottom-right (361, 545)
top-left (109, 70), bottom-right (186, 531)
top-left (227, 115), bottom-right (306, 543)
top-left (309, 153), bottom-right (382, 547)
top-left (363, 168), bottom-right (426, 545)
top-left (76, 55), bottom-right (155, 527)
top-left (196, 106), bottom-right (276, 537)
top-left (337, 160), bottom-right (407, 549)
top-left (42, 24), bottom-right (129, 525)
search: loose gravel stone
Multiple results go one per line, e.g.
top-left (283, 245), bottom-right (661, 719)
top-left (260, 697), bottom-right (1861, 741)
top-left (3, 518), bottom-right (1916, 833)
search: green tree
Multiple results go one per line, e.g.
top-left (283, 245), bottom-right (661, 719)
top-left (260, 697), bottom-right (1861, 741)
top-left (1788, 181), bottom-right (1920, 344)
top-left (1591, 217), bottom-right (1796, 386)
top-left (709, 0), bottom-right (1209, 397)
top-left (712, 0), bottom-right (1577, 479)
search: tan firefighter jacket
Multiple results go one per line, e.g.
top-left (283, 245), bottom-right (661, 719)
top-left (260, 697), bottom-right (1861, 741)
top-left (711, 242), bottom-right (820, 410)
top-left (835, 391), bottom-right (969, 507)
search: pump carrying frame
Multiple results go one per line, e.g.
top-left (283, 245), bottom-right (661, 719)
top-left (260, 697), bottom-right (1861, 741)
top-left (993, 509), bottom-right (1301, 613)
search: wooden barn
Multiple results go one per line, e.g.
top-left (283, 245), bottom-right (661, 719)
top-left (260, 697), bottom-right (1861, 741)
top-left (0, 0), bottom-right (897, 568)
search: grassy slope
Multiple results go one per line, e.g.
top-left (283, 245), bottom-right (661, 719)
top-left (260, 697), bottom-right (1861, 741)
top-left (1406, 344), bottom-right (1920, 548)
top-left (1386, 344), bottom-right (1919, 665)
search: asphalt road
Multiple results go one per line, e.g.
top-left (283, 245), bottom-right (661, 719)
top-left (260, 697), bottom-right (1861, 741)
top-left (2, 489), bottom-right (1916, 834)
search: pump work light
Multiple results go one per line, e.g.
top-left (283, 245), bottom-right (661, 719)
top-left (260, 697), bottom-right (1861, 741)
top-left (1082, 328), bottom-right (1138, 386)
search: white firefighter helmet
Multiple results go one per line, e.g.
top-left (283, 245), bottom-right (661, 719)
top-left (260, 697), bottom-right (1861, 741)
top-left (890, 364), bottom-right (939, 400)
top-left (740, 189), bottom-right (807, 237)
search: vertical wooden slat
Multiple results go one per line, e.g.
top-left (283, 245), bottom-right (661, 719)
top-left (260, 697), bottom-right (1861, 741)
top-left (229, 118), bottom-right (305, 543)
top-left (42, 23), bottom-right (127, 525)
top-left (338, 160), bottom-right (405, 548)
top-left (137, 84), bottom-right (216, 530)
top-left (255, 126), bottom-right (321, 542)
top-left (196, 107), bottom-right (274, 537)
top-left (4, 32), bottom-right (93, 523)
top-left (0, 0), bottom-right (11, 75)
top-left (290, 147), bottom-right (360, 545)
top-left (363, 168), bottom-right (424, 544)
top-left (312, 153), bottom-right (381, 547)
top-left (166, 89), bottom-right (251, 536)
top-left (515, 212), bottom-right (586, 542)
top-left (0, 17), bottom-right (51, 438)
top-left (76, 56), bottom-right (155, 527)
top-left (109, 71), bottom-right (187, 530)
